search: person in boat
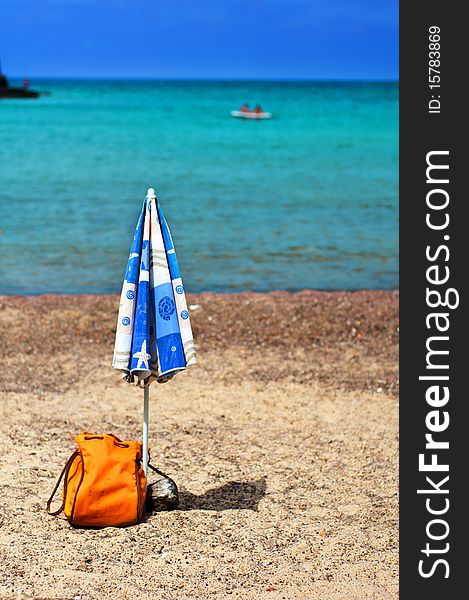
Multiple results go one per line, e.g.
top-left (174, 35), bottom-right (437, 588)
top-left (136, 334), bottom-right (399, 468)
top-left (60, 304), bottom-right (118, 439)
top-left (240, 103), bottom-right (249, 112)
top-left (255, 104), bottom-right (263, 114)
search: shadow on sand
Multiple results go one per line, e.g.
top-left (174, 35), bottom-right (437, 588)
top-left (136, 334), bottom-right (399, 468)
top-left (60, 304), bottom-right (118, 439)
top-left (179, 477), bottom-right (267, 512)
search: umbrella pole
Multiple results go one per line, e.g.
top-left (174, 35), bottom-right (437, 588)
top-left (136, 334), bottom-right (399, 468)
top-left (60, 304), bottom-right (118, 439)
top-left (143, 385), bottom-right (149, 478)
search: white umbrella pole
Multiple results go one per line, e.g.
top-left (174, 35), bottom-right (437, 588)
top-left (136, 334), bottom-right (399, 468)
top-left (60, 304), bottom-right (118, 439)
top-left (143, 385), bottom-right (149, 478)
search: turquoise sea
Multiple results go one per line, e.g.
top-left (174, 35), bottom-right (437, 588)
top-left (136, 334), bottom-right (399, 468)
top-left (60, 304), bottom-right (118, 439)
top-left (0, 80), bottom-right (398, 294)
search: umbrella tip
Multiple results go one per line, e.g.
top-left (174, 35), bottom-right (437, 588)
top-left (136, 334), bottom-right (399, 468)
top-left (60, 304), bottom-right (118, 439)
top-left (147, 187), bottom-right (156, 198)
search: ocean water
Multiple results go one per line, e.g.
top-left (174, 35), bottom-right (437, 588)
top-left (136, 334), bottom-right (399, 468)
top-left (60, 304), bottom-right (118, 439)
top-left (0, 80), bottom-right (398, 294)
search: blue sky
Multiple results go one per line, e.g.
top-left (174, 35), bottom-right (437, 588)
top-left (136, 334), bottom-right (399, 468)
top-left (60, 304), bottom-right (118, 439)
top-left (1, 0), bottom-right (398, 79)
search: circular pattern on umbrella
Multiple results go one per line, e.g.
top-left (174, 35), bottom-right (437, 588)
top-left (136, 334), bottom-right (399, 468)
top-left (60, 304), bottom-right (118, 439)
top-left (122, 316), bottom-right (131, 326)
top-left (158, 296), bottom-right (175, 320)
top-left (180, 310), bottom-right (189, 320)
top-left (175, 285), bottom-right (184, 294)
top-left (126, 290), bottom-right (135, 300)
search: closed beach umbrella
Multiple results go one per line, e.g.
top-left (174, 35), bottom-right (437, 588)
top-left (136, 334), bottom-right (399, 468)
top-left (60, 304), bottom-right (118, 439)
top-left (112, 188), bottom-right (196, 475)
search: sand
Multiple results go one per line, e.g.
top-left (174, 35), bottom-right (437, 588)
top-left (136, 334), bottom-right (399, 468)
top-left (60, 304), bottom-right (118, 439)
top-left (0, 291), bottom-right (398, 599)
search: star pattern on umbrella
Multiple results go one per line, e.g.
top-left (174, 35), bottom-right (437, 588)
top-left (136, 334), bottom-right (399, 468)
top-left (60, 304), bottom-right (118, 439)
top-left (133, 339), bottom-right (152, 370)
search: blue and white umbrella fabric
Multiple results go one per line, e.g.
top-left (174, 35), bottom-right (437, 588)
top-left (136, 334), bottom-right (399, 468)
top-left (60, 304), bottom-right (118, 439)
top-left (112, 188), bottom-right (196, 384)
top-left (112, 188), bottom-right (196, 475)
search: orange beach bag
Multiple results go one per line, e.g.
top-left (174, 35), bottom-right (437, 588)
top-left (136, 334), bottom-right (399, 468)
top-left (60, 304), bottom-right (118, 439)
top-left (47, 432), bottom-right (147, 527)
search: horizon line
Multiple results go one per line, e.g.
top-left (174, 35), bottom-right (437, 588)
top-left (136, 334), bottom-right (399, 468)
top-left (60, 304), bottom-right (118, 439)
top-left (7, 74), bottom-right (399, 83)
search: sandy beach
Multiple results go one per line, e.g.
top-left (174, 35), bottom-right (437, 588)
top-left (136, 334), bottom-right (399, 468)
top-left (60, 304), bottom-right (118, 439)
top-left (0, 290), bottom-right (398, 599)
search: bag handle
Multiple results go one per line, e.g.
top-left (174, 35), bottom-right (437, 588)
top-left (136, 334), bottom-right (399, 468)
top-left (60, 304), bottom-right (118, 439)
top-left (47, 450), bottom-right (80, 516)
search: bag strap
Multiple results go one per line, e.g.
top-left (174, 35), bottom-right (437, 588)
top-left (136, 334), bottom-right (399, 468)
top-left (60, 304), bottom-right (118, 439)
top-left (147, 462), bottom-right (165, 477)
top-left (147, 463), bottom-right (177, 484)
top-left (47, 450), bottom-right (80, 516)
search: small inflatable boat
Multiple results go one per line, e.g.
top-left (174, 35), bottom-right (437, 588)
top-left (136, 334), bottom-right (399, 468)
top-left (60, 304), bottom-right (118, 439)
top-left (230, 110), bottom-right (272, 120)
